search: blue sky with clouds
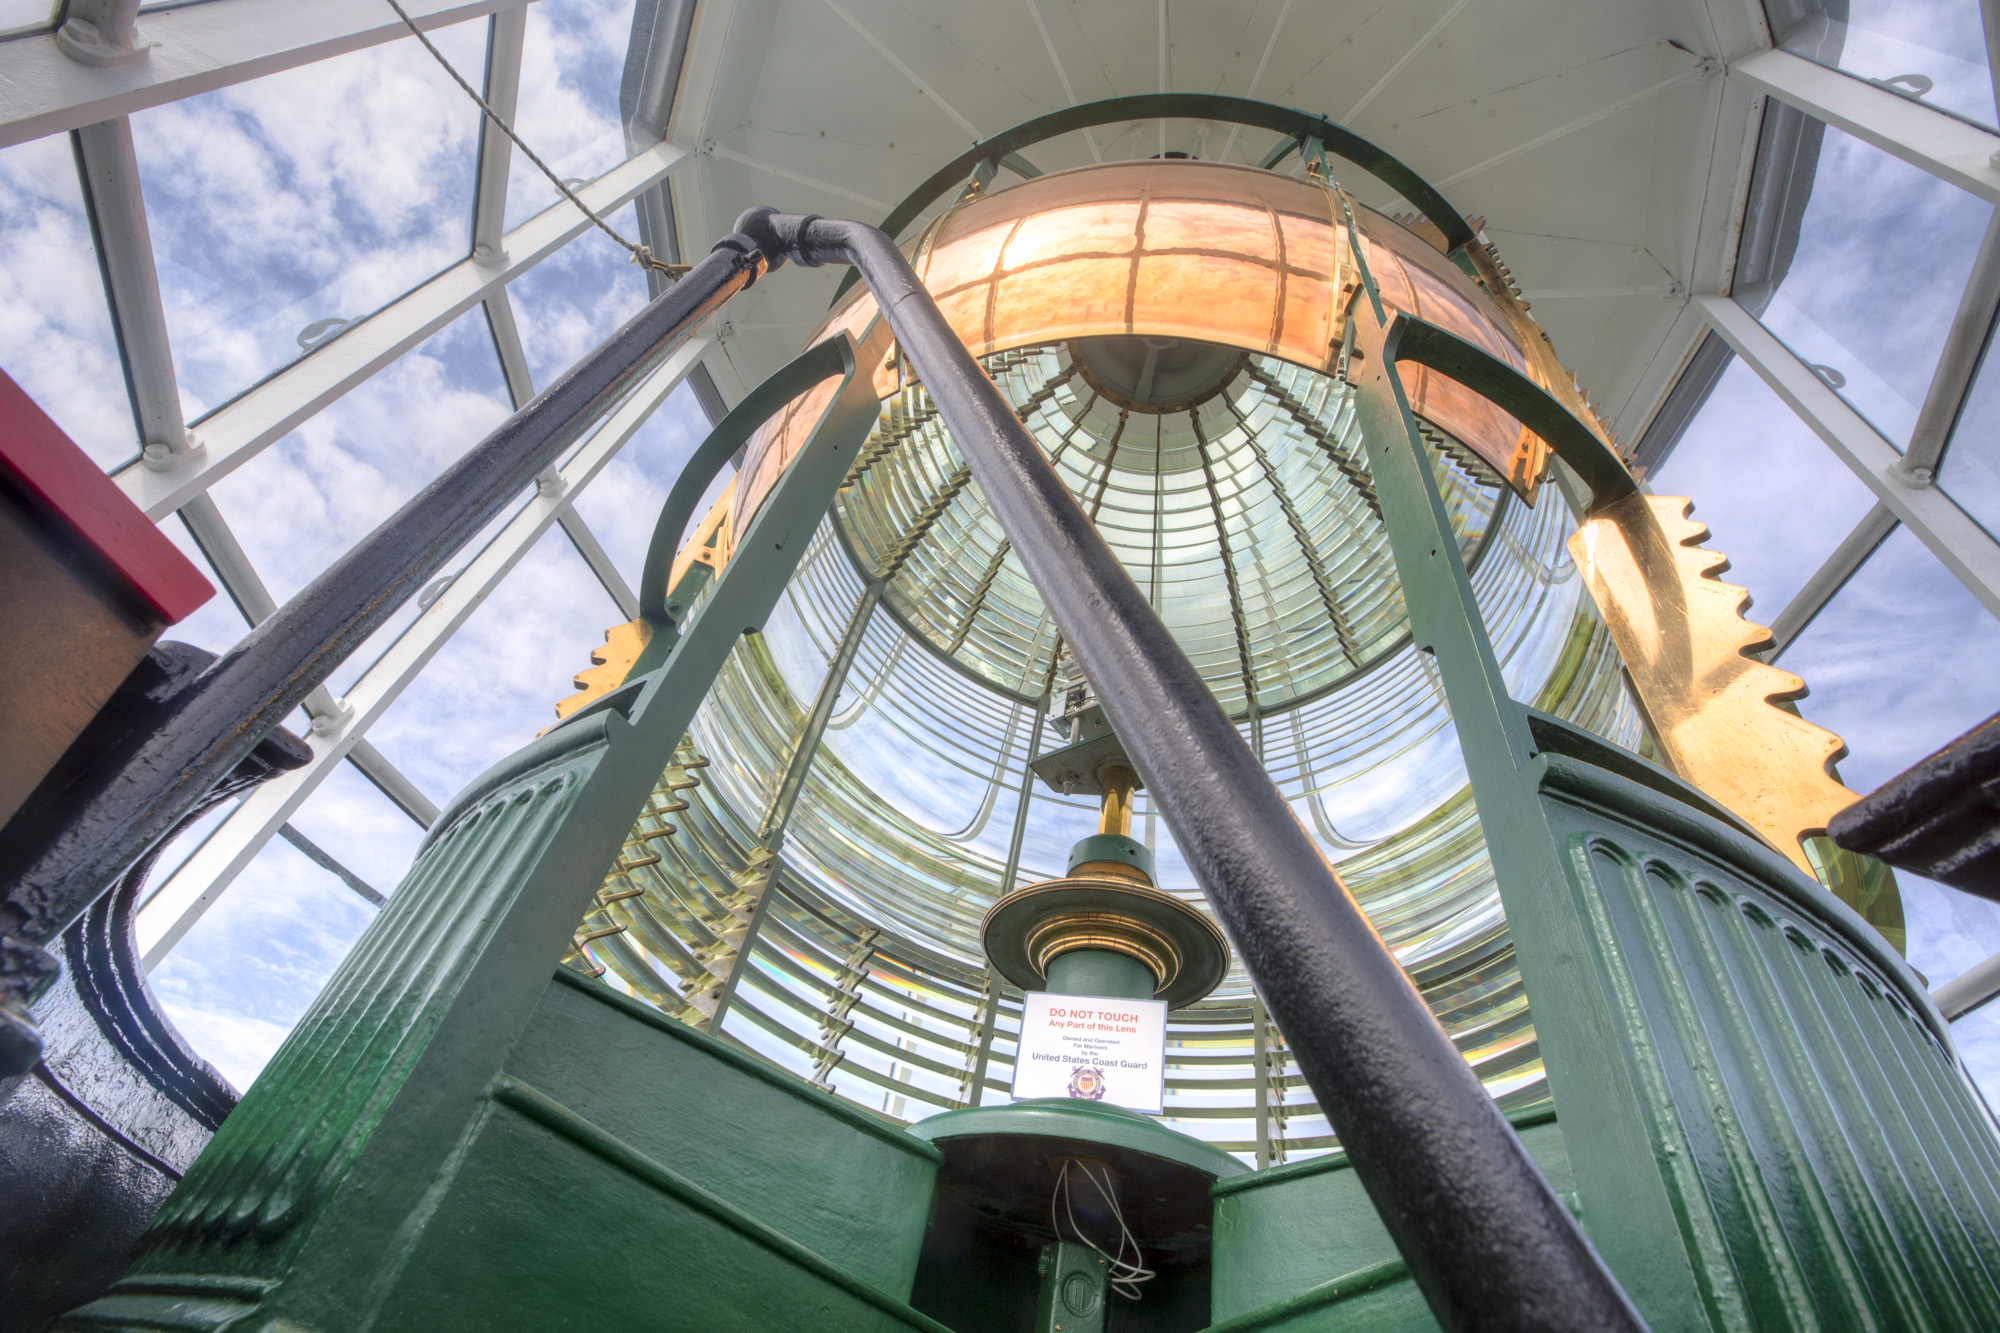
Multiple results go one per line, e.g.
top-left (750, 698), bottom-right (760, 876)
top-left (6, 0), bottom-right (2000, 1109)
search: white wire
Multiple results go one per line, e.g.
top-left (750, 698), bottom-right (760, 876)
top-left (1049, 1160), bottom-right (1156, 1301)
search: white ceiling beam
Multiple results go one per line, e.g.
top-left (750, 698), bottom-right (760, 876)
top-left (1699, 294), bottom-right (2000, 622)
top-left (705, 144), bottom-right (892, 213)
top-left (470, 3), bottom-right (527, 260)
top-left (818, 0), bottom-right (979, 140)
top-left (1522, 285), bottom-right (1680, 300)
top-left (1343, 0), bottom-right (1474, 124)
top-left (71, 113), bottom-right (186, 462)
top-left (0, 0), bottom-right (530, 150)
top-left (1217, 0), bottom-right (1291, 163)
top-left (1730, 48), bottom-right (2000, 204)
top-left (1023, 0), bottom-right (1101, 162)
top-left (112, 139), bottom-right (692, 520)
top-left (140, 333), bottom-right (713, 971)
top-left (1759, 501), bottom-right (1899, 660)
top-left (1905, 211), bottom-right (2000, 480)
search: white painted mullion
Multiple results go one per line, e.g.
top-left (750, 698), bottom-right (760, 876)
top-left (139, 334), bottom-right (714, 970)
top-left (1730, 48), bottom-right (2000, 204)
top-left (1760, 502), bottom-right (1899, 660)
top-left (470, 3), bottom-right (528, 261)
top-left (485, 285), bottom-right (641, 619)
top-left (1905, 211), bottom-right (2000, 481)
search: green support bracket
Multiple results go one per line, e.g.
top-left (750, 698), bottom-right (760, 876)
top-left (77, 334), bottom-right (886, 1331)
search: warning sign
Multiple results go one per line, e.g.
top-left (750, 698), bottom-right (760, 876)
top-left (1011, 992), bottom-right (1168, 1114)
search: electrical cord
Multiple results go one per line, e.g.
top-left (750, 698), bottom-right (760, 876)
top-left (382, 0), bottom-right (689, 279)
top-left (1050, 1159), bottom-right (1155, 1301)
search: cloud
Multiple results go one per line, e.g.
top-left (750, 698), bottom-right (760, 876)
top-left (506, 0), bottom-right (639, 225)
top-left (0, 135), bottom-right (141, 469)
top-left (29, 0), bottom-right (2000, 1122)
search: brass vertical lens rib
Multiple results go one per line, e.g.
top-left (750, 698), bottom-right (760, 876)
top-left (1099, 764), bottom-right (1136, 838)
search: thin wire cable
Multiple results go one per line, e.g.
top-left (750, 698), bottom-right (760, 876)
top-left (1049, 1160), bottom-right (1155, 1301)
top-left (383, 0), bottom-right (688, 278)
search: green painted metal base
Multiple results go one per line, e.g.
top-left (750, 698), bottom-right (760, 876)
top-left (1209, 1106), bottom-right (1569, 1331)
top-left (907, 1100), bottom-right (1240, 1333)
top-left (1067, 833), bottom-right (1156, 882)
top-left (62, 969), bottom-right (945, 1332)
top-left (911, 1098), bottom-right (1248, 1182)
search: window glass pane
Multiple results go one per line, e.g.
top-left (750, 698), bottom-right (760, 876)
top-left (0, 137), bottom-right (136, 469)
top-left (0, 0), bottom-right (55, 38)
top-left (128, 22), bottom-right (487, 417)
top-left (143, 523), bottom-right (623, 1086)
top-left (505, 0), bottom-right (639, 227)
top-left (505, 195), bottom-right (688, 597)
top-left (1651, 358), bottom-right (1878, 617)
top-left (1756, 121), bottom-right (1991, 447)
top-left (566, 384), bottom-right (715, 583)
top-left (1769, 0), bottom-right (1997, 130)
top-left (1940, 321), bottom-right (2000, 538)
top-left (202, 307), bottom-right (512, 609)
top-left (1779, 526), bottom-right (2000, 995)
top-left (504, 200), bottom-right (652, 387)
top-left (363, 524), bottom-right (623, 811)
top-left (1950, 1002), bottom-right (2000, 1110)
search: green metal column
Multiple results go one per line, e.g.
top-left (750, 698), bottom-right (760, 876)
top-left (1342, 280), bottom-right (1714, 1325)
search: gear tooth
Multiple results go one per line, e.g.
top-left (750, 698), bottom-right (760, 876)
top-left (1572, 494), bottom-right (1871, 883)
top-left (548, 619), bottom-right (653, 730)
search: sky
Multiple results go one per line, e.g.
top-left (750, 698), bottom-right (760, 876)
top-left (6, 0), bottom-right (2000, 1118)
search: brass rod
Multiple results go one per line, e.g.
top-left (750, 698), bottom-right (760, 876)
top-left (1099, 764), bottom-right (1136, 838)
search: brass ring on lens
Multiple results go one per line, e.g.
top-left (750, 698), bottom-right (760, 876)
top-left (981, 875), bottom-right (1231, 1008)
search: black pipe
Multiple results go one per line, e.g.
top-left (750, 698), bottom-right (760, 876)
top-left (733, 207), bottom-right (1646, 1332)
top-left (0, 244), bottom-right (765, 1073)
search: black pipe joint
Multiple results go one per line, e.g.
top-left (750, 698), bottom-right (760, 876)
top-left (725, 207), bottom-right (833, 273)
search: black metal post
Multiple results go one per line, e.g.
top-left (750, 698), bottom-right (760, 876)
top-left (0, 244), bottom-right (765, 1074)
top-left (731, 207), bottom-right (1646, 1332)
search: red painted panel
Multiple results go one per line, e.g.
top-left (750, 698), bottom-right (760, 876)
top-left (0, 368), bottom-right (213, 624)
